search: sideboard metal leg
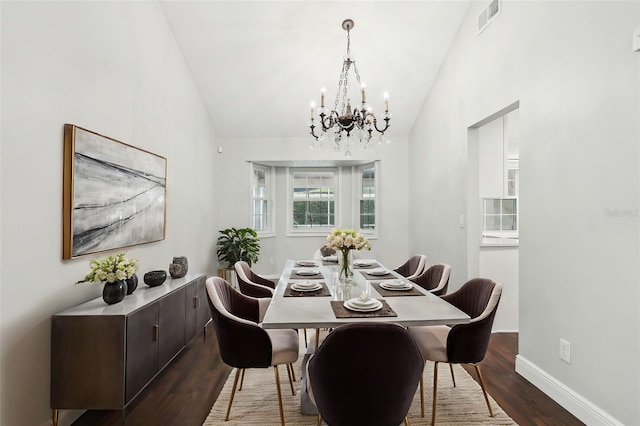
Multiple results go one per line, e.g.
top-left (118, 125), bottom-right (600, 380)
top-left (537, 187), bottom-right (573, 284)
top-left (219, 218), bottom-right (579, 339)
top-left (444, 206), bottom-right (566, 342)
top-left (52, 409), bottom-right (59, 426)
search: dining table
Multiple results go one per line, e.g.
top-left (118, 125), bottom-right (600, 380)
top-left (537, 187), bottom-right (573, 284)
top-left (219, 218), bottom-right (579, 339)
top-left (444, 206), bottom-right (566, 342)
top-left (260, 258), bottom-right (470, 415)
top-left (261, 258), bottom-right (470, 333)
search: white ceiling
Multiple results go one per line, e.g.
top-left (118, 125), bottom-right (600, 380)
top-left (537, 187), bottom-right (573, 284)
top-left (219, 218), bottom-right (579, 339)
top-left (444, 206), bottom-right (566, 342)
top-left (160, 1), bottom-right (471, 139)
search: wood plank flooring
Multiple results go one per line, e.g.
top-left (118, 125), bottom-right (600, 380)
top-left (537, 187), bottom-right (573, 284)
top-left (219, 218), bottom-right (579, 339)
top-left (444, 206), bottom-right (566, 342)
top-left (73, 327), bottom-right (583, 426)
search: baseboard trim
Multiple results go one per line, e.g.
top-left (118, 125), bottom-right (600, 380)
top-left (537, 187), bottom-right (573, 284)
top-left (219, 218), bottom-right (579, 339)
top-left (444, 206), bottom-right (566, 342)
top-left (515, 355), bottom-right (622, 426)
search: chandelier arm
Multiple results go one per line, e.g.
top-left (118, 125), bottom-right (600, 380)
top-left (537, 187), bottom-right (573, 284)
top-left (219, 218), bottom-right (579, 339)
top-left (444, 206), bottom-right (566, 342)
top-left (372, 116), bottom-right (391, 134)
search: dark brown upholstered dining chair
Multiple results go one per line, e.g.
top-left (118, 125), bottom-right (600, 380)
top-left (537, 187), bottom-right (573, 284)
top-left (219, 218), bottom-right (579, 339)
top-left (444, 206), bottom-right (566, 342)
top-left (410, 263), bottom-right (451, 297)
top-left (205, 277), bottom-right (299, 426)
top-left (307, 322), bottom-right (424, 426)
top-left (234, 260), bottom-right (276, 299)
top-left (393, 254), bottom-right (428, 280)
top-left (408, 278), bottom-right (502, 425)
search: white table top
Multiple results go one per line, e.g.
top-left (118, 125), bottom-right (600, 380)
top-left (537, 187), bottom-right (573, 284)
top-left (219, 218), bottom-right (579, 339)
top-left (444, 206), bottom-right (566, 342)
top-left (261, 260), bottom-right (469, 329)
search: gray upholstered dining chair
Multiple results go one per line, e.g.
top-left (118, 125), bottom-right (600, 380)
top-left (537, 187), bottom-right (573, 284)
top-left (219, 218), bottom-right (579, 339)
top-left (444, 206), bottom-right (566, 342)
top-left (408, 278), bottom-right (502, 425)
top-left (393, 254), bottom-right (428, 280)
top-left (205, 277), bottom-right (299, 426)
top-left (307, 322), bottom-right (424, 426)
top-left (410, 263), bottom-right (451, 297)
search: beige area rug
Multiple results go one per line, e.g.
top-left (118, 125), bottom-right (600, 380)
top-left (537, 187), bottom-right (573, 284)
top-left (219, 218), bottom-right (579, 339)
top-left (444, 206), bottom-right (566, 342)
top-left (203, 333), bottom-right (517, 425)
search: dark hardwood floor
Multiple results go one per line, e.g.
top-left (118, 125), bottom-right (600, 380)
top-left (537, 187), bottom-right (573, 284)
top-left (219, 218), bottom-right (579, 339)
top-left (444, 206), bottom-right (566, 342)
top-left (73, 327), bottom-right (583, 426)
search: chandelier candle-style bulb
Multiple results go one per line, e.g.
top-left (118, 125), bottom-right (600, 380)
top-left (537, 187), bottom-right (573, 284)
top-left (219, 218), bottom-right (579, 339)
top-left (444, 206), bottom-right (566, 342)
top-left (310, 101), bottom-right (315, 119)
top-left (384, 92), bottom-right (389, 111)
top-left (308, 19), bottom-right (391, 155)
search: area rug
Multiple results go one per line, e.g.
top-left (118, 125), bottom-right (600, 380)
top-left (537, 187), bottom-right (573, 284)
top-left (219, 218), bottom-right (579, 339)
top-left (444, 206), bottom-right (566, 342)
top-left (203, 333), bottom-right (517, 425)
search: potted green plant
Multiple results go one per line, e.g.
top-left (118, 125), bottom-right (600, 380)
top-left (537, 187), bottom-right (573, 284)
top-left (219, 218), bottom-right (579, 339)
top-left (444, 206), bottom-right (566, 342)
top-left (216, 227), bottom-right (261, 268)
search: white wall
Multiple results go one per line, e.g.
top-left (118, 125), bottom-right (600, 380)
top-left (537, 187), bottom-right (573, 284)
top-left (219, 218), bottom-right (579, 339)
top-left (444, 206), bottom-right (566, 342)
top-left (409, 1), bottom-right (639, 424)
top-left (214, 136), bottom-right (411, 276)
top-left (0, 2), bottom-right (218, 425)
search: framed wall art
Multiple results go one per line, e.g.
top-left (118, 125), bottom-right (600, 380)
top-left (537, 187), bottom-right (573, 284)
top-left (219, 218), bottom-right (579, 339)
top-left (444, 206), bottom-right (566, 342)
top-left (63, 124), bottom-right (167, 259)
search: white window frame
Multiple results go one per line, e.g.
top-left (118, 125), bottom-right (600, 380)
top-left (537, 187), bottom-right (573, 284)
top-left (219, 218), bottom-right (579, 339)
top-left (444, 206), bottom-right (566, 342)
top-left (286, 167), bottom-right (341, 236)
top-left (353, 161), bottom-right (379, 239)
top-left (250, 162), bottom-right (275, 238)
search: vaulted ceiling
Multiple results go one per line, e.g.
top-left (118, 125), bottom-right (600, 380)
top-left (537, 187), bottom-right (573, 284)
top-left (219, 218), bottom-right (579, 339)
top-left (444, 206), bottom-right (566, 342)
top-left (160, 1), bottom-right (471, 139)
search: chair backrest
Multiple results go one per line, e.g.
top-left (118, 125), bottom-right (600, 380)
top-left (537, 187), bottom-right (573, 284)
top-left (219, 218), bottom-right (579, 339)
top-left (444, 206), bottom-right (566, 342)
top-left (205, 277), bottom-right (272, 368)
top-left (411, 263), bottom-right (451, 296)
top-left (441, 278), bottom-right (502, 364)
top-left (394, 254), bottom-right (427, 280)
top-left (308, 322), bottom-right (424, 426)
top-left (234, 261), bottom-right (275, 298)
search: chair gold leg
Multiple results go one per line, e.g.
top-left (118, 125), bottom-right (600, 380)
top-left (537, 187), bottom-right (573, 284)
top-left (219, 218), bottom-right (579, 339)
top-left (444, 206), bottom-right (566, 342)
top-left (238, 368), bottom-right (245, 391)
top-left (274, 366), bottom-right (285, 426)
top-left (52, 409), bottom-right (59, 426)
top-left (286, 363), bottom-right (296, 395)
top-left (431, 361), bottom-right (439, 426)
top-left (419, 369), bottom-right (425, 417)
top-left (317, 413), bottom-right (322, 425)
top-left (226, 368), bottom-right (242, 420)
top-left (304, 328), bottom-right (308, 348)
top-left (473, 364), bottom-right (494, 417)
top-left (449, 362), bottom-right (456, 387)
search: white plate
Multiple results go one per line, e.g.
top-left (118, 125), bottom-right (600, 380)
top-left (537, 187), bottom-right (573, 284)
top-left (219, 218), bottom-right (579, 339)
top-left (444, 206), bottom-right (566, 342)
top-left (380, 282), bottom-right (413, 291)
top-left (296, 260), bottom-right (317, 267)
top-left (291, 283), bottom-right (323, 292)
top-left (322, 256), bottom-right (338, 263)
top-left (366, 268), bottom-right (389, 276)
top-left (296, 268), bottom-right (321, 276)
top-left (354, 259), bottom-right (376, 267)
top-left (348, 297), bottom-right (380, 308)
top-left (344, 299), bottom-right (382, 312)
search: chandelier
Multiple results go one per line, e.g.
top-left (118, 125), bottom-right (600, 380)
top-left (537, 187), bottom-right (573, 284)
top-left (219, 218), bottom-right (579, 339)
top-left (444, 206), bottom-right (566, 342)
top-left (309, 19), bottom-right (391, 156)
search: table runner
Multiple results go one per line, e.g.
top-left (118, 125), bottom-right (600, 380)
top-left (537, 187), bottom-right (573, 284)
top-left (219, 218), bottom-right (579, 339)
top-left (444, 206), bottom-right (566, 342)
top-left (369, 281), bottom-right (425, 297)
top-left (284, 282), bottom-right (331, 297)
top-left (330, 300), bottom-right (397, 318)
top-left (360, 271), bottom-right (396, 280)
top-left (290, 270), bottom-right (325, 280)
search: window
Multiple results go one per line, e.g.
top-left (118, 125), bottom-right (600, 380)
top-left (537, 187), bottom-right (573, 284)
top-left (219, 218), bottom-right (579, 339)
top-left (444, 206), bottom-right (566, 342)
top-left (288, 168), bottom-right (338, 234)
top-left (482, 159), bottom-right (518, 243)
top-left (251, 163), bottom-right (274, 236)
top-left (357, 163), bottom-right (377, 235)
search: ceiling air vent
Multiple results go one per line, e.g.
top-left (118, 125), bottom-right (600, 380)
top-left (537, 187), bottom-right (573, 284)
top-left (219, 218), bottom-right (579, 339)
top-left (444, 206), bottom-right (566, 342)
top-left (477, 0), bottom-right (501, 35)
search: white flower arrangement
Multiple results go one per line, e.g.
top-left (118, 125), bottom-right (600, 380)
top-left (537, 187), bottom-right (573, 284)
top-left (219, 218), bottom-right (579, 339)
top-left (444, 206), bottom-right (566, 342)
top-left (326, 228), bottom-right (371, 252)
top-left (82, 253), bottom-right (139, 284)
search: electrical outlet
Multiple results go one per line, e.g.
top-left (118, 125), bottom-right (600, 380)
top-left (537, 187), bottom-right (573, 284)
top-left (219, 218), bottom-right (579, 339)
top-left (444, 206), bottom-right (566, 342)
top-left (559, 338), bottom-right (571, 363)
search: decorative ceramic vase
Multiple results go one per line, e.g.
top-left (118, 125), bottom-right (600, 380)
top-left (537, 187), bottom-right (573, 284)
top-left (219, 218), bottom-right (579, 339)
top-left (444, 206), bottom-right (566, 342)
top-left (172, 256), bottom-right (188, 277)
top-left (126, 274), bottom-right (138, 295)
top-left (103, 280), bottom-right (127, 305)
top-left (144, 270), bottom-right (167, 287)
top-left (169, 263), bottom-right (185, 279)
top-left (338, 249), bottom-right (354, 282)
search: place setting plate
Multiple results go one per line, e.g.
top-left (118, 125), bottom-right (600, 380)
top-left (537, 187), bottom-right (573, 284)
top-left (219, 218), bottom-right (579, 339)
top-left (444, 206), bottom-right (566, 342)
top-left (353, 259), bottom-right (376, 268)
top-left (379, 280), bottom-right (413, 291)
top-left (291, 281), bottom-right (323, 292)
top-left (344, 297), bottom-right (383, 312)
top-left (296, 260), bottom-right (317, 267)
top-left (366, 267), bottom-right (389, 276)
top-left (295, 268), bottom-right (321, 276)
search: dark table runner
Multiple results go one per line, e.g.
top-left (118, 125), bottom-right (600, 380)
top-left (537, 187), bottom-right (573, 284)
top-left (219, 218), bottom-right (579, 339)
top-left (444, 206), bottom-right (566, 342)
top-left (330, 300), bottom-right (397, 318)
top-left (284, 282), bottom-right (331, 297)
top-left (369, 281), bottom-right (425, 297)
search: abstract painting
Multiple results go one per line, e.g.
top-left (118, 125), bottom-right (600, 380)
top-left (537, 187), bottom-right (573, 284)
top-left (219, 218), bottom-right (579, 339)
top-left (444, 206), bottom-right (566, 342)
top-left (63, 124), bottom-right (167, 259)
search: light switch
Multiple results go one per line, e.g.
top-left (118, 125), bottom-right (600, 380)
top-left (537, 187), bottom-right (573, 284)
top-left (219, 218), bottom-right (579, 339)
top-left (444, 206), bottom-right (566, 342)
top-left (634, 28), bottom-right (640, 52)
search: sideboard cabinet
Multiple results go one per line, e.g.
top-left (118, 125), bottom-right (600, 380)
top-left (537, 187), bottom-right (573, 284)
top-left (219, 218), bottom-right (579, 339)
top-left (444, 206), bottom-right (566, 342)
top-left (51, 274), bottom-right (209, 418)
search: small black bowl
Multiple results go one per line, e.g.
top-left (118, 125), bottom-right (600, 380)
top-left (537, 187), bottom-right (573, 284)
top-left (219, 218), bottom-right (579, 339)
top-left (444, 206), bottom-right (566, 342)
top-left (144, 270), bottom-right (167, 287)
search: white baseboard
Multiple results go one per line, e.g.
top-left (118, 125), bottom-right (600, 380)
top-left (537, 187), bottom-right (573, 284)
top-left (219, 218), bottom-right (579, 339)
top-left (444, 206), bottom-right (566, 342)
top-left (515, 355), bottom-right (622, 426)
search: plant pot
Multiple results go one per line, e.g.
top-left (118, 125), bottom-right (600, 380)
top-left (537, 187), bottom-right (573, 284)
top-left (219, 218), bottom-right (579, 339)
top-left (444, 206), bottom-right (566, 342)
top-left (103, 280), bottom-right (127, 305)
top-left (126, 274), bottom-right (138, 295)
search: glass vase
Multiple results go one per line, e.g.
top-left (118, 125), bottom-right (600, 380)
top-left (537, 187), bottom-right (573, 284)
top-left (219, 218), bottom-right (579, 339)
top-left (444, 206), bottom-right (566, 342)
top-left (339, 249), bottom-right (354, 283)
